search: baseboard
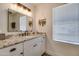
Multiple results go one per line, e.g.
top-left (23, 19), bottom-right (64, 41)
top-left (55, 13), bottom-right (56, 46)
top-left (46, 49), bottom-right (57, 56)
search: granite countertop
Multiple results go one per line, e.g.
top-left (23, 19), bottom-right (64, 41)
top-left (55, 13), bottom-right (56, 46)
top-left (0, 34), bottom-right (46, 49)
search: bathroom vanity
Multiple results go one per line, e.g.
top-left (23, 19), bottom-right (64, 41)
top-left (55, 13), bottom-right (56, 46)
top-left (0, 34), bottom-right (46, 56)
top-left (0, 4), bottom-right (46, 56)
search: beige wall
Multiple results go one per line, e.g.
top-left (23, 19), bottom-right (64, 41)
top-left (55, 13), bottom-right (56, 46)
top-left (0, 4), bottom-right (8, 33)
top-left (34, 3), bottom-right (79, 56)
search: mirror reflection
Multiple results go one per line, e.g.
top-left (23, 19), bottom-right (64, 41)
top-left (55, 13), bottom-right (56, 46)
top-left (8, 9), bottom-right (33, 32)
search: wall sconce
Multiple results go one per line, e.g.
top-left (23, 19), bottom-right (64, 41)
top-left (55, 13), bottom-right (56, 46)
top-left (39, 18), bottom-right (46, 27)
top-left (29, 21), bottom-right (33, 27)
top-left (11, 22), bottom-right (16, 29)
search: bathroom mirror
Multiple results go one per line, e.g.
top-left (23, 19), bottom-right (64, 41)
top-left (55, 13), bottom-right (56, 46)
top-left (8, 9), bottom-right (33, 32)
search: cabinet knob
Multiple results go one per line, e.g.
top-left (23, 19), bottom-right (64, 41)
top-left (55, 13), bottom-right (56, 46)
top-left (20, 52), bottom-right (23, 55)
top-left (10, 48), bottom-right (16, 52)
top-left (33, 44), bottom-right (37, 47)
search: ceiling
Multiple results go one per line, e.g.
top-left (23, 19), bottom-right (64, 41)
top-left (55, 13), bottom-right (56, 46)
top-left (31, 3), bottom-right (66, 7)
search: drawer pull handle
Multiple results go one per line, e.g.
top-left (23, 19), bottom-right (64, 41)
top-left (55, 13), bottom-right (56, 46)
top-left (33, 44), bottom-right (37, 47)
top-left (10, 48), bottom-right (16, 52)
top-left (20, 52), bottom-right (23, 55)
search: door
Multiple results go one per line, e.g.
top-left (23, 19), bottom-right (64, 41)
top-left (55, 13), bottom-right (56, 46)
top-left (0, 43), bottom-right (23, 56)
top-left (24, 37), bottom-right (45, 56)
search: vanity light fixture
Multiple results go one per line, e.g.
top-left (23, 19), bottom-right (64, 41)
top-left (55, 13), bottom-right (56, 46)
top-left (17, 3), bottom-right (31, 12)
top-left (10, 3), bottom-right (32, 17)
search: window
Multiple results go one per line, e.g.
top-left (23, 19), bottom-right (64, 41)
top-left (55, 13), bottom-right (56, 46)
top-left (53, 4), bottom-right (79, 45)
top-left (20, 16), bottom-right (27, 31)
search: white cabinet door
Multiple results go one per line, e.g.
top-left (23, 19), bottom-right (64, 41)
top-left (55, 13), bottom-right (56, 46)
top-left (0, 43), bottom-right (23, 56)
top-left (24, 37), bottom-right (45, 56)
top-left (40, 37), bottom-right (45, 54)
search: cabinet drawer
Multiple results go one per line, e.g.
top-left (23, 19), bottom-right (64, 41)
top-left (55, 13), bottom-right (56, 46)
top-left (0, 43), bottom-right (23, 56)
